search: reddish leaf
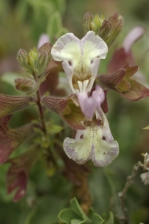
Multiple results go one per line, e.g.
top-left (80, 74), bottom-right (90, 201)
top-left (7, 145), bottom-right (39, 202)
top-left (7, 169), bottom-right (27, 202)
top-left (0, 94), bottom-right (35, 119)
top-left (108, 26), bottom-right (145, 72)
top-left (42, 95), bottom-right (85, 130)
top-left (0, 116), bottom-right (34, 164)
top-left (99, 64), bottom-right (149, 101)
top-left (108, 48), bottom-right (134, 73)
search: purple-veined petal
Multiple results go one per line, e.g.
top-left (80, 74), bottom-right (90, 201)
top-left (51, 31), bottom-right (108, 94)
top-left (82, 31), bottom-right (108, 59)
top-left (63, 125), bottom-right (119, 167)
top-left (51, 33), bottom-right (80, 61)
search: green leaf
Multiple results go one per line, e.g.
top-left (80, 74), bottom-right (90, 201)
top-left (58, 208), bottom-right (79, 224)
top-left (71, 219), bottom-right (86, 224)
top-left (47, 11), bottom-right (62, 39)
top-left (88, 208), bottom-right (104, 224)
top-left (104, 212), bottom-right (114, 224)
top-left (70, 198), bottom-right (86, 220)
top-left (49, 124), bottom-right (63, 134)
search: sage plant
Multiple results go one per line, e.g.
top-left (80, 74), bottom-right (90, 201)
top-left (0, 12), bottom-right (149, 223)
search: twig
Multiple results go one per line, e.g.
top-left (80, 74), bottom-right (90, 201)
top-left (118, 161), bottom-right (142, 224)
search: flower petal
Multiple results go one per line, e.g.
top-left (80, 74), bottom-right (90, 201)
top-left (51, 33), bottom-right (80, 62)
top-left (51, 31), bottom-right (108, 94)
top-left (99, 109), bottom-right (114, 142)
top-left (63, 125), bottom-right (119, 167)
top-left (140, 172), bottom-right (149, 185)
top-left (91, 133), bottom-right (119, 167)
top-left (77, 86), bottom-right (105, 119)
top-left (123, 26), bottom-right (145, 53)
top-left (81, 31), bottom-right (108, 60)
top-left (64, 136), bottom-right (91, 164)
top-left (37, 34), bottom-right (50, 49)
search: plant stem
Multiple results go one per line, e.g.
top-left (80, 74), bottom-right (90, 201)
top-left (36, 89), bottom-right (47, 135)
top-left (35, 85), bottom-right (57, 168)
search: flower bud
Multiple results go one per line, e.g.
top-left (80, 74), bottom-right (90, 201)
top-left (17, 49), bottom-right (32, 73)
top-left (91, 14), bottom-right (104, 34)
top-left (28, 48), bottom-right (38, 69)
top-left (36, 43), bottom-right (51, 78)
top-left (15, 78), bottom-right (38, 94)
top-left (36, 51), bottom-right (48, 77)
top-left (83, 12), bottom-right (93, 32)
top-left (83, 12), bottom-right (104, 34)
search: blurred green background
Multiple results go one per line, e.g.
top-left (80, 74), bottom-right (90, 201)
top-left (1, 0), bottom-right (149, 223)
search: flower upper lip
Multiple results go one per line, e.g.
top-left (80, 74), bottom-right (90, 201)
top-left (51, 31), bottom-right (108, 94)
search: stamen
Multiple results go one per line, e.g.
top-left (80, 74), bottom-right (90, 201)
top-left (82, 80), bottom-right (89, 95)
top-left (77, 80), bottom-right (89, 96)
top-left (95, 110), bottom-right (101, 120)
top-left (77, 81), bottom-right (83, 94)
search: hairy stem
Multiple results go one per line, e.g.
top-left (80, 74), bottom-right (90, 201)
top-left (36, 89), bottom-right (47, 135)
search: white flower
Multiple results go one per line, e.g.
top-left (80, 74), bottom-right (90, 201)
top-left (140, 172), bottom-right (149, 185)
top-left (63, 109), bottom-right (119, 167)
top-left (51, 31), bottom-right (108, 95)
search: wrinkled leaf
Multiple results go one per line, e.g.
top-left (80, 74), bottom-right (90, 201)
top-left (0, 116), bottom-right (35, 164)
top-left (99, 64), bottom-right (149, 101)
top-left (0, 94), bottom-right (35, 118)
top-left (42, 95), bottom-right (85, 130)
